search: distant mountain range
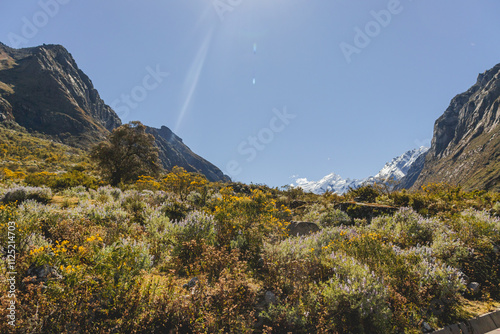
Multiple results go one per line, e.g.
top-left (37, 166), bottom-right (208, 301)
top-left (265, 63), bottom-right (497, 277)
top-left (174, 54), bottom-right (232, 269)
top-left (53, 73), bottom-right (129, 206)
top-left (0, 42), bottom-right (229, 182)
top-left (294, 147), bottom-right (429, 194)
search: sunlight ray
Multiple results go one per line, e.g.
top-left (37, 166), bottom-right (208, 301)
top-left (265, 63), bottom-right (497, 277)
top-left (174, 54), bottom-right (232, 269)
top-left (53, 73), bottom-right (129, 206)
top-left (174, 27), bottom-right (214, 135)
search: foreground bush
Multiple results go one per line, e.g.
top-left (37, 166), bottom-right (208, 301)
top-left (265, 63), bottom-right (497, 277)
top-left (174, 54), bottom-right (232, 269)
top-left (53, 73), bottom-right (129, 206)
top-left (2, 186), bottom-right (52, 204)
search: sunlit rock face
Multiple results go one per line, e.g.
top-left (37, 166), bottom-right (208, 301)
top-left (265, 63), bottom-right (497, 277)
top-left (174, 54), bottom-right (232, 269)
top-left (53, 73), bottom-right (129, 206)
top-left (413, 63), bottom-right (500, 191)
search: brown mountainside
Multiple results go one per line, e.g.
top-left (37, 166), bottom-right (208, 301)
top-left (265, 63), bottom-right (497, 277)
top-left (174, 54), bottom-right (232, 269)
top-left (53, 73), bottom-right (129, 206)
top-left (0, 42), bottom-right (121, 147)
top-left (413, 63), bottom-right (500, 191)
top-left (0, 42), bottom-right (229, 182)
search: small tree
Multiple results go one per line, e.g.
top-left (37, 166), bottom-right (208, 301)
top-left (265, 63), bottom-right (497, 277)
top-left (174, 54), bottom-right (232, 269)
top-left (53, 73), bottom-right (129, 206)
top-left (90, 121), bottom-right (162, 186)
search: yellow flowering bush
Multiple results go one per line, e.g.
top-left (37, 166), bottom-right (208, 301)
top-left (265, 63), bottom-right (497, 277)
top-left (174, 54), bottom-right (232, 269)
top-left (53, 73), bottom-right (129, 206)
top-left (135, 175), bottom-right (161, 191)
top-left (2, 167), bottom-right (26, 180)
top-left (161, 166), bottom-right (208, 200)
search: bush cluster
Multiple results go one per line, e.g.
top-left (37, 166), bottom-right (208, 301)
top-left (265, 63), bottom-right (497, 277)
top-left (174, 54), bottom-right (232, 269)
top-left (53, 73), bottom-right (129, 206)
top-left (0, 172), bottom-right (499, 333)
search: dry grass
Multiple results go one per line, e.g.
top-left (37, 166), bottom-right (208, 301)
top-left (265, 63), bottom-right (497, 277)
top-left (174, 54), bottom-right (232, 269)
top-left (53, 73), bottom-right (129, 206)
top-left (51, 195), bottom-right (79, 207)
top-left (460, 297), bottom-right (500, 317)
top-left (0, 81), bottom-right (14, 94)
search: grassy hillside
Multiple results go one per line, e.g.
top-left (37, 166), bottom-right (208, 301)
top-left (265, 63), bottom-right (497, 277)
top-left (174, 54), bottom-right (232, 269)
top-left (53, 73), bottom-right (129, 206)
top-left (0, 124), bottom-right (86, 172)
top-left (415, 126), bottom-right (500, 193)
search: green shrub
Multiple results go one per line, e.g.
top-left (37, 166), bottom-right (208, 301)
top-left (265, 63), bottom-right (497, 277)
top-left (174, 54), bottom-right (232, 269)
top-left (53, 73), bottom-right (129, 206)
top-left (143, 208), bottom-right (173, 267)
top-left (1, 176), bottom-right (500, 333)
top-left (319, 208), bottom-right (351, 227)
top-left (160, 196), bottom-right (190, 221)
top-left (315, 253), bottom-right (391, 333)
top-left (25, 170), bottom-right (100, 190)
top-left (2, 186), bottom-right (52, 204)
top-left (170, 211), bottom-right (216, 275)
top-left (371, 208), bottom-right (436, 247)
top-left (122, 190), bottom-right (148, 224)
top-left (347, 185), bottom-right (380, 203)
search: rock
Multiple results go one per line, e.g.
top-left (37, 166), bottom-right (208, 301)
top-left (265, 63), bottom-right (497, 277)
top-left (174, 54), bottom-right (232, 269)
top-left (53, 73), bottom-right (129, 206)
top-left (183, 277), bottom-right (199, 289)
top-left (468, 282), bottom-right (480, 294)
top-left (25, 264), bottom-right (62, 284)
top-left (421, 322), bottom-right (433, 333)
top-left (287, 221), bottom-right (320, 237)
top-left (264, 291), bottom-right (277, 305)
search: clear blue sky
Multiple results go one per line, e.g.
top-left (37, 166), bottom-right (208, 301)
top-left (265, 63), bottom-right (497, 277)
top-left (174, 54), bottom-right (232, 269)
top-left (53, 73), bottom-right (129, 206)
top-left (2, 0), bottom-right (500, 187)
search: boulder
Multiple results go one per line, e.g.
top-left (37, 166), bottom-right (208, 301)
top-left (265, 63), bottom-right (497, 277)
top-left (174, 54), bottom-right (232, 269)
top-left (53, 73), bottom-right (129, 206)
top-left (421, 322), bottom-right (433, 333)
top-left (183, 277), bottom-right (199, 289)
top-left (467, 282), bottom-right (480, 295)
top-left (264, 291), bottom-right (277, 305)
top-left (25, 264), bottom-right (62, 284)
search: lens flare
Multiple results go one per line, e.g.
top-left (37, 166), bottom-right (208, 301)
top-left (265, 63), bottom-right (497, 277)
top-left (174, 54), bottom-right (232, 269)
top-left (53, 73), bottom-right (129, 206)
top-left (174, 28), bottom-right (214, 135)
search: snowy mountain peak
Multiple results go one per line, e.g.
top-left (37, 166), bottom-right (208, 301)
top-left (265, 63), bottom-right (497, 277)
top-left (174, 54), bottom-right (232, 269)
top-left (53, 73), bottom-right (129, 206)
top-left (294, 147), bottom-right (429, 195)
top-left (295, 173), bottom-right (364, 195)
top-left (375, 146), bottom-right (429, 181)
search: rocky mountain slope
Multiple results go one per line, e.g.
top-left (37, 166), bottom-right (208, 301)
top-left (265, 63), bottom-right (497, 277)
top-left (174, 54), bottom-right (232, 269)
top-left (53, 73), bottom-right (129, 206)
top-left (412, 63), bottom-right (500, 191)
top-left (395, 151), bottom-right (428, 190)
top-left (295, 147), bottom-right (429, 194)
top-left (375, 146), bottom-right (429, 181)
top-left (0, 42), bottom-right (229, 182)
top-left (0, 42), bottom-right (120, 147)
top-left (148, 126), bottom-right (229, 182)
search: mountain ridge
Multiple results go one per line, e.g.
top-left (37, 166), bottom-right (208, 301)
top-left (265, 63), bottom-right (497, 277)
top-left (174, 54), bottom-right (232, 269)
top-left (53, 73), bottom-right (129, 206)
top-left (0, 42), bottom-right (229, 182)
top-left (412, 63), bottom-right (500, 191)
top-left (0, 43), bottom-right (121, 146)
top-left (295, 147), bottom-right (429, 194)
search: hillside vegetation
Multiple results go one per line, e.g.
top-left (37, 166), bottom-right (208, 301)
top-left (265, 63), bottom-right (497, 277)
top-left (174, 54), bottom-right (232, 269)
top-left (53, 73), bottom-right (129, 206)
top-left (0, 127), bottom-right (500, 333)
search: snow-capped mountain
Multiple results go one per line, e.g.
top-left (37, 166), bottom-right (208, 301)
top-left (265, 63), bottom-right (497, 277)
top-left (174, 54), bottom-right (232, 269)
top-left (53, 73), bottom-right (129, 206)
top-left (375, 146), bottom-right (429, 181)
top-left (295, 173), bottom-right (365, 195)
top-left (294, 147), bottom-right (429, 195)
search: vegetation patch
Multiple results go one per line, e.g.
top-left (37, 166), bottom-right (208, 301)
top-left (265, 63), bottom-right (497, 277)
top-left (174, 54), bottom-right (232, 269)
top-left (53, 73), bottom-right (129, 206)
top-left (1, 127), bottom-right (500, 333)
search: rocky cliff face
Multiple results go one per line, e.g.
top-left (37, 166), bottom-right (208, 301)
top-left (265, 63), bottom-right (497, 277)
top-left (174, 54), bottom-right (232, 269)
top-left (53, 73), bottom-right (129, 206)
top-left (148, 125), bottom-right (230, 182)
top-left (413, 63), bottom-right (500, 191)
top-left (0, 42), bottom-right (229, 182)
top-left (0, 42), bottom-right (121, 147)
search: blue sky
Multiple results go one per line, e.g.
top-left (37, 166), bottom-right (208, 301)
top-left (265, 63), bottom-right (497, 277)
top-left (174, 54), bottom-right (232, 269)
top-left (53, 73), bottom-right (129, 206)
top-left (1, 0), bottom-right (500, 187)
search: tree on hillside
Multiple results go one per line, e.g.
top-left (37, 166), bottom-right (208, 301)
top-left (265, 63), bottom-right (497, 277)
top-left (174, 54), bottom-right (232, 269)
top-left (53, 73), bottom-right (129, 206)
top-left (90, 121), bottom-right (162, 185)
